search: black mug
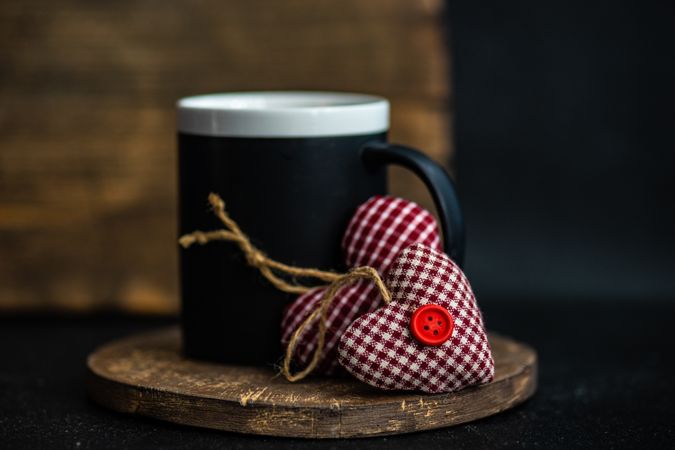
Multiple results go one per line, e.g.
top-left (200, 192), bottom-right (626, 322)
top-left (178, 92), bottom-right (464, 365)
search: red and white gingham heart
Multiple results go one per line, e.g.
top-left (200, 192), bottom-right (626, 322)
top-left (337, 243), bottom-right (494, 393)
top-left (281, 196), bottom-right (442, 374)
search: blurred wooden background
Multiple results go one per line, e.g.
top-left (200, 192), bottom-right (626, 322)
top-left (0, 0), bottom-right (453, 313)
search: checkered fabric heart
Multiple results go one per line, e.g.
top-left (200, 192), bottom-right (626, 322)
top-left (281, 196), bottom-right (442, 374)
top-left (337, 243), bottom-right (494, 393)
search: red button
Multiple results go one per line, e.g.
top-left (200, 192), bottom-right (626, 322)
top-left (410, 304), bottom-right (454, 346)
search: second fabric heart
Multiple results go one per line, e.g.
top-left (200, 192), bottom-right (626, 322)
top-left (281, 196), bottom-right (442, 374)
top-left (337, 243), bottom-right (494, 393)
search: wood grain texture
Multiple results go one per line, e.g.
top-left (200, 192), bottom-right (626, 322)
top-left (86, 327), bottom-right (537, 438)
top-left (0, 0), bottom-right (452, 313)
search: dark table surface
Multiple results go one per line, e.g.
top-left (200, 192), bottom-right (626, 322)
top-left (1, 298), bottom-right (673, 449)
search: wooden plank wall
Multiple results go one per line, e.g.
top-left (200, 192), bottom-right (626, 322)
top-left (0, 0), bottom-right (452, 312)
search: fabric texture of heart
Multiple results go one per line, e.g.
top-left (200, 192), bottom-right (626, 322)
top-left (281, 196), bottom-right (442, 374)
top-left (337, 243), bottom-right (494, 393)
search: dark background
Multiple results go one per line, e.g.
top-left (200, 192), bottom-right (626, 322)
top-left (449, 0), bottom-right (675, 301)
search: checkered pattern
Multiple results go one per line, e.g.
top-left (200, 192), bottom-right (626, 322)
top-left (337, 243), bottom-right (494, 393)
top-left (281, 196), bottom-right (441, 374)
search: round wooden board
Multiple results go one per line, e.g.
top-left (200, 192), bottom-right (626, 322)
top-left (86, 327), bottom-right (537, 438)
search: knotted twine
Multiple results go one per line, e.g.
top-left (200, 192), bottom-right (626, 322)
top-left (178, 193), bottom-right (392, 382)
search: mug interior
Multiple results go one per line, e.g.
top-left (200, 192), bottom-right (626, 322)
top-left (177, 91), bottom-right (389, 138)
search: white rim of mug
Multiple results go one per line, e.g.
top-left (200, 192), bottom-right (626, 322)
top-left (177, 91), bottom-right (390, 138)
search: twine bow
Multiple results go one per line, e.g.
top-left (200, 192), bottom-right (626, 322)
top-left (179, 193), bottom-right (391, 382)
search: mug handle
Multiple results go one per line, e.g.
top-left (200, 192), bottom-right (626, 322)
top-left (362, 142), bottom-right (465, 266)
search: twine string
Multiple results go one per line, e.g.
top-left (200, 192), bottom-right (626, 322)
top-left (179, 193), bottom-right (391, 381)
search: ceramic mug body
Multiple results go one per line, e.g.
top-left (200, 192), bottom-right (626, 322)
top-left (178, 92), bottom-right (463, 365)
